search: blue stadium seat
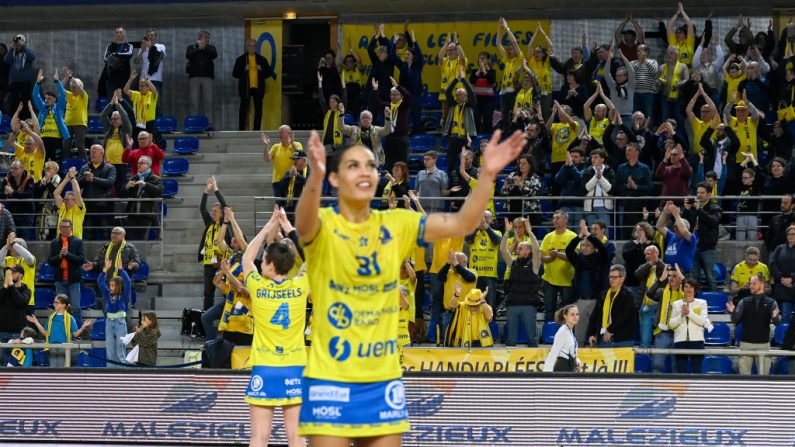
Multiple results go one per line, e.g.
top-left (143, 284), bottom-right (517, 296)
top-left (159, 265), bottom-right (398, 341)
top-left (162, 179), bottom-right (179, 198)
top-left (155, 115), bottom-right (177, 133)
top-left (427, 317), bottom-right (440, 343)
top-left (182, 115), bottom-right (210, 133)
top-left (734, 324), bottom-right (742, 346)
top-left (87, 116), bottom-right (105, 133)
top-left (80, 287), bottom-right (97, 310)
top-left (439, 136), bottom-right (449, 149)
top-left (61, 157), bottom-right (85, 175)
top-left (774, 323), bottom-right (789, 346)
top-left (343, 114), bottom-right (354, 126)
top-left (132, 261), bottom-right (150, 281)
top-left (34, 288), bottom-right (55, 309)
top-left (34, 350), bottom-right (49, 367)
top-left (411, 134), bottom-right (436, 152)
top-left (94, 97), bottom-right (109, 114)
top-left (82, 267), bottom-right (99, 282)
top-left (773, 358), bottom-right (790, 375)
top-left (634, 354), bottom-right (652, 373)
top-left (705, 322), bottom-right (731, 346)
top-left (701, 291), bottom-right (729, 313)
top-left (173, 137), bottom-right (200, 155)
top-left (701, 356), bottom-right (734, 374)
top-left (502, 320), bottom-right (529, 344)
top-left (421, 112), bottom-right (442, 131)
top-left (1, 115), bottom-right (12, 134)
top-left (540, 322), bottom-right (560, 344)
top-left (489, 321), bottom-right (500, 344)
top-left (162, 158), bottom-right (189, 176)
top-left (715, 263), bottom-right (727, 283)
top-left (90, 318), bottom-right (106, 340)
top-left (409, 176), bottom-right (416, 190)
top-left (436, 155), bottom-right (448, 172)
top-left (38, 263), bottom-right (55, 282)
top-left (421, 92), bottom-right (441, 109)
top-left (78, 348), bottom-right (107, 367)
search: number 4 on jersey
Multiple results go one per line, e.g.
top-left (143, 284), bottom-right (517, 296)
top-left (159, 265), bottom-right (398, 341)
top-left (270, 302), bottom-right (291, 329)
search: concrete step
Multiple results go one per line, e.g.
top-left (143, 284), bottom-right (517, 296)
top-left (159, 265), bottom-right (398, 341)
top-left (162, 282), bottom-right (204, 297)
top-left (153, 295), bottom-right (203, 311)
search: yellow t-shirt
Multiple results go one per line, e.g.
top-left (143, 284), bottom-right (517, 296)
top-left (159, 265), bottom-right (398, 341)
top-left (551, 122), bottom-right (579, 164)
top-left (429, 236), bottom-right (464, 274)
top-left (15, 130), bottom-right (29, 147)
top-left (65, 91), bottom-right (89, 127)
top-left (41, 110), bottom-right (60, 138)
top-left (14, 146), bottom-right (44, 182)
top-left (411, 244), bottom-right (427, 272)
top-left (244, 271), bottom-right (309, 367)
top-left (218, 262), bottom-right (254, 335)
top-left (5, 256), bottom-right (36, 305)
top-left (302, 207), bottom-right (424, 383)
top-left (398, 276), bottom-right (418, 346)
top-left (730, 116), bottom-right (758, 163)
top-left (528, 57), bottom-right (552, 94)
top-left (444, 265), bottom-right (477, 311)
top-left (668, 33), bottom-right (696, 66)
top-left (589, 117), bottom-right (610, 144)
top-left (469, 228), bottom-right (502, 279)
top-left (439, 56), bottom-right (468, 100)
top-left (690, 118), bottom-right (712, 155)
top-left (500, 55), bottom-right (524, 92)
top-left (724, 74), bottom-right (746, 105)
top-left (269, 141), bottom-right (303, 184)
top-left (105, 128), bottom-right (125, 164)
top-left (129, 90), bottom-right (158, 125)
top-left (731, 261), bottom-right (770, 289)
top-left (343, 69), bottom-right (363, 88)
top-left (514, 88), bottom-right (534, 111)
top-left (540, 229), bottom-right (578, 286)
top-left (248, 54), bottom-right (258, 89)
top-left (466, 177), bottom-right (495, 215)
top-left (58, 203), bottom-right (86, 240)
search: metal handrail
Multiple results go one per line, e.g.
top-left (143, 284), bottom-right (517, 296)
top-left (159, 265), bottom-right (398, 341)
top-left (0, 342), bottom-right (92, 367)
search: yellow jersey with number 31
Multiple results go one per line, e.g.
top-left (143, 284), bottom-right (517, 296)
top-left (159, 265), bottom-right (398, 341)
top-left (244, 271), bottom-right (309, 367)
top-left (302, 207), bottom-right (425, 382)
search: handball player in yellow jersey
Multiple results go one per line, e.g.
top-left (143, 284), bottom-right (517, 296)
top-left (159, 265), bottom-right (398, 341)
top-left (242, 211), bottom-right (310, 447)
top-left (294, 128), bottom-right (525, 446)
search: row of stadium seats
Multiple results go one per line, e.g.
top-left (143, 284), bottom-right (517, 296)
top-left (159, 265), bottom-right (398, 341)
top-left (635, 354), bottom-right (791, 375)
top-left (37, 261), bottom-right (150, 284)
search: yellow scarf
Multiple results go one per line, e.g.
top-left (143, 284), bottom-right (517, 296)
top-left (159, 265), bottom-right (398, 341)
top-left (785, 40), bottom-right (795, 59)
top-left (203, 223), bottom-right (220, 265)
top-left (643, 269), bottom-right (657, 306)
top-left (451, 103), bottom-right (466, 136)
top-left (654, 284), bottom-right (684, 335)
top-left (602, 289), bottom-right (617, 330)
top-left (46, 311), bottom-right (72, 347)
top-left (287, 166), bottom-right (307, 198)
top-left (105, 240), bottom-right (126, 278)
top-left (660, 62), bottom-right (684, 99)
top-left (445, 290), bottom-right (493, 348)
top-left (323, 110), bottom-right (343, 146)
top-left (390, 100), bottom-right (402, 122)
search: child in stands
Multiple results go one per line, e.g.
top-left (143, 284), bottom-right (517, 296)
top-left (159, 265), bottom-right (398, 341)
top-left (131, 311), bottom-right (160, 366)
top-left (27, 294), bottom-right (92, 367)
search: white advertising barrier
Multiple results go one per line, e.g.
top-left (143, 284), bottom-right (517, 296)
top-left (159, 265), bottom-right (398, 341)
top-left (0, 370), bottom-right (793, 446)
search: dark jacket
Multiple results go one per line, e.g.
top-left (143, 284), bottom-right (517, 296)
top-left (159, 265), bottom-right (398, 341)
top-left (565, 235), bottom-right (609, 301)
top-left (185, 43), bottom-right (217, 79)
top-left (132, 327), bottom-right (160, 366)
top-left (614, 161), bottom-right (654, 198)
top-left (730, 293), bottom-right (781, 344)
top-left (0, 208), bottom-right (17, 243)
top-left (622, 242), bottom-right (655, 288)
top-left (277, 167), bottom-right (308, 206)
top-left (766, 212), bottom-right (795, 252)
top-left (90, 241), bottom-right (140, 278)
top-left (554, 163), bottom-right (585, 208)
top-left (699, 126), bottom-right (740, 176)
top-left (550, 53), bottom-right (599, 88)
top-left (684, 201), bottom-right (722, 250)
top-left (392, 34), bottom-right (424, 96)
top-left (770, 243), bottom-right (795, 303)
top-left (505, 255), bottom-right (541, 307)
top-left (4, 46), bottom-right (36, 84)
top-left (47, 235), bottom-right (86, 284)
top-left (634, 260), bottom-right (666, 307)
top-left (232, 52), bottom-right (275, 98)
top-left (0, 283), bottom-right (31, 333)
top-left (2, 171), bottom-right (35, 216)
top-left (78, 162), bottom-right (117, 199)
top-left (587, 286), bottom-right (638, 342)
top-left (442, 78), bottom-right (478, 137)
top-left (372, 85), bottom-right (411, 137)
top-left (367, 36), bottom-right (395, 102)
top-left (103, 41), bottom-right (134, 83)
top-left (197, 190), bottom-right (229, 262)
top-left (126, 172), bottom-right (163, 220)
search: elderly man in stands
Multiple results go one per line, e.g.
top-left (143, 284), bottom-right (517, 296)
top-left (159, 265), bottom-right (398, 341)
top-left (766, 195), bottom-right (795, 253)
top-left (0, 236), bottom-right (36, 311)
top-left (730, 247), bottom-right (771, 303)
top-left (78, 145), bottom-right (117, 241)
top-left (684, 182), bottom-right (722, 291)
top-left (123, 131), bottom-right (164, 176)
top-left (656, 201), bottom-right (697, 276)
top-left (125, 156), bottom-right (163, 241)
top-left (614, 142), bottom-right (653, 239)
top-left (1, 160), bottom-right (35, 240)
top-left (634, 244), bottom-right (666, 349)
top-left (83, 227), bottom-right (140, 279)
top-left (340, 108), bottom-right (391, 168)
top-left (47, 219), bottom-right (86, 324)
top-left (53, 167), bottom-right (86, 240)
top-left (198, 176), bottom-right (228, 311)
top-left (587, 264), bottom-right (637, 348)
top-left (276, 150), bottom-right (309, 217)
top-left (262, 125), bottom-right (302, 204)
top-left (771, 226), bottom-right (795, 325)
top-left (371, 76), bottom-right (411, 170)
top-left (655, 142), bottom-right (692, 203)
top-left (728, 275), bottom-right (781, 375)
top-left (100, 91), bottom-right (133, 198)
top-left (0, 264), bottom-right (32, 343)
top-left (442, 67), bottom-right (477, 177)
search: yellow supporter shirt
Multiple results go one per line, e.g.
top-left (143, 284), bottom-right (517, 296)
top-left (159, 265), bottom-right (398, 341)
top-left (500, 55), bottom-right (524, 92)
top-left (540, 229), bottom-right (577, 286)
top-left (443, 265), bottom-right (477, 311)
top-left (514, 88), bottom-right (534, 111)
top-left (589, 117), bottom-right (610, 144)
top-left (343, 69), bottom-right (363, 88)
top-left (41, 110), bottom-right (60, 138)
top-left (528, 57), bottom-right (552, 93)
top-left (399, 276), bottom-right (417, 346)
top-left (58, 203), bottom-right (86, 240)
top-left (429, 236), bottom-right (464, 274)
top-left (724, 74), bottom-right (746, 105)
top-left (730, 116), bottom-right (758, 163)
top-left (14, 146), bottom-right (44, 182)
top-left (244, 271), bottom-right (309, 367)
top-left (466, 177), bottom-right (495, 215)
top-left (731, 261), bottom-right (770, 289)
top-left (411, 244), bottom-right (427, 272)
top-left (469, 228), bottom-right (502, 279)
top-left (129, 90), bottom-right (158, 125)
top-left (5, 256), bottom-right (36, 305)
top-left (105, 129), bottom-right (125, 164)
top-left (302, 207), bottom-right (424, 383)
top-left (248, 54), bottom-right (258, 89)
top-left (218, 262), bottom-right (254, 335)
top-left (667, 33), bottom-right (695, 66)
top-left (65, 91), bottom-right (89, 127)
top-left (690, 118), bottom-right (713, 155)
top-left (439, 56), bottom-right (468, 100)
top-left (269, 141), bottom-right (303, 184)
top-left (15, 130), bottom-right (29, 147)
top-left (551, 121), bottom-right (579, 164)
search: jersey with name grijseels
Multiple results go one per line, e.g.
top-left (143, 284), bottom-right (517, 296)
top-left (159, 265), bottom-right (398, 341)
top-left (244, 271), bottom-right (309, 367)
top-left (302, 207), bottom-right (425, 383)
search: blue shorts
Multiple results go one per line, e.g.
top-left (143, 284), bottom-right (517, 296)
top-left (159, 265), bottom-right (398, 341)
top-left (244, 365), bottom-right (304, 406)
top-left (299, 377), bottom-right (410, 437)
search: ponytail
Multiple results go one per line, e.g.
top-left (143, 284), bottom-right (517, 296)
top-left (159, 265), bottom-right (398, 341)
top-left (555, 304), bottom-right (577, 325)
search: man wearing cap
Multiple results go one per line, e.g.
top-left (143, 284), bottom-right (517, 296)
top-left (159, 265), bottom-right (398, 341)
top-left (0, 236), bottom-right (36, 312)
top-left (276, 150), bottom-right (309, 217)
top-left (0, 264), bottom-right (31, 343)
top-left (3, 34), bottom-right (35, 117)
